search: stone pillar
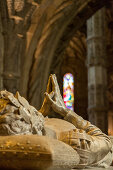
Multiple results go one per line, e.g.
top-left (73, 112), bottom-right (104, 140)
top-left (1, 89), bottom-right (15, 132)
top-left (87, 8), bottom-right (108, 133)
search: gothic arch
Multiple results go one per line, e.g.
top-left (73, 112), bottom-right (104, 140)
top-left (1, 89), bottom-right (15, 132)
top-left (60, 31), bottom-right (87, 119)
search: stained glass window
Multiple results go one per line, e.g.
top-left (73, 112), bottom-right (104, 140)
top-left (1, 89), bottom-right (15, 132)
top-left (63, 73), bottom-right (74, 111)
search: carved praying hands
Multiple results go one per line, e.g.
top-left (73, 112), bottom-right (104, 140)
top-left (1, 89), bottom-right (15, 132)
top-left (39, 74), bottom-right (68, 117)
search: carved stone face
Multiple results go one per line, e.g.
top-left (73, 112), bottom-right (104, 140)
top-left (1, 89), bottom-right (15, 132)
top-left (0, 90), bottom-right (44, 136)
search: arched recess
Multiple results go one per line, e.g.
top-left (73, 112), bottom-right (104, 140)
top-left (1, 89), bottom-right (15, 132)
top-left (21, 0), bottom-right (108, 109)
top-left (59, 31), bottom-right (88, 119)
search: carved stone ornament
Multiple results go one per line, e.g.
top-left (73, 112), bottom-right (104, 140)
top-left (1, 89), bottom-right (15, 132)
top-left (0, 74), bottom-right (112, 169)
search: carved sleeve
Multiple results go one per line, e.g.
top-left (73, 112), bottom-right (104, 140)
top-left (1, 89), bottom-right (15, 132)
top-left (64, 110), bottom-right (112, 166)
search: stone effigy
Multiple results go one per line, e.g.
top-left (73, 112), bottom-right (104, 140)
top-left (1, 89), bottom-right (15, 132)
top-left (0, 74), bottom-right (112, 170)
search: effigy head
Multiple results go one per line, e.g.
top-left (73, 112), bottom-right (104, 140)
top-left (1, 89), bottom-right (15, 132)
top-left (0, 90), bottom-right (44, 136)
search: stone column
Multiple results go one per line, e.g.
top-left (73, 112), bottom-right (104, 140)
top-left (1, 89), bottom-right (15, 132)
top-left (87, 8), bottom-right (108, 133)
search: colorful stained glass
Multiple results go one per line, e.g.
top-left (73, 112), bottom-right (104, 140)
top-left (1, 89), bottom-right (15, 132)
top-left (63, 73), bottom-right (74, 111)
